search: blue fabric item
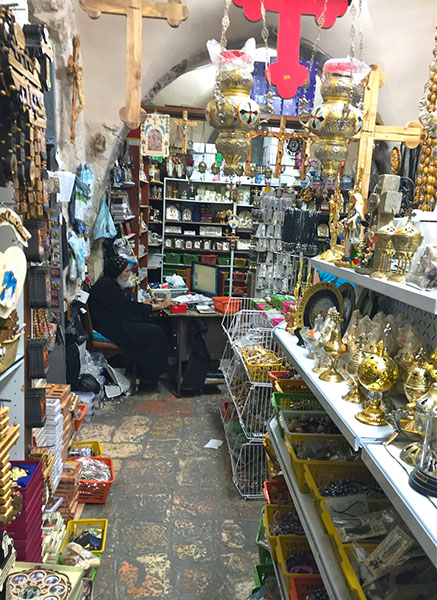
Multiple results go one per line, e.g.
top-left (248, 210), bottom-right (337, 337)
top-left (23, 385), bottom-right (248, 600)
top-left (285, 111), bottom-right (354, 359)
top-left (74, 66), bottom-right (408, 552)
top-left (317, 270), bottom-right (355, 288)
top-left (92, 330), bottom-right (113, 344)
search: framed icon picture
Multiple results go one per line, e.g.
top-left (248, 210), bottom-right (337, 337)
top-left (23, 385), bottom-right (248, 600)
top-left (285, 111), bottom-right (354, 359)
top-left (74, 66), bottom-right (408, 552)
top-left (141, 113), bottom-right (170, 158)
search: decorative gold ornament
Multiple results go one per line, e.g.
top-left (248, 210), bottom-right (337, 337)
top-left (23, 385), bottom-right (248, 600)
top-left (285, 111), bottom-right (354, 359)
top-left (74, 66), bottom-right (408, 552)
top-left (390, 146), bottom-right (402, 174)
top-left (356, 341), bottom-right (398, 426)
top-left (264, 166), bottom-right (273, 180)
top-left (198, 160), bottom-right (207, 174)
top-left (404, 349), bottom-right (433, 412)
top-left (370, 218), bottom-right (397, 279)
top-left (211, 161), bottom-right (221, 175)
top-left (309, 59), bottom-right (365, 185)
top-left (207, 39), bottom-right (260, 175)
top-left (235, 164), bottom-right (245, 177)
top-left (295, 281), bottom-right (344, 330)
top-left (319, 310), bottom-right (344, 383)
top-left (389, 215), bottom-right (423, 283)
top-left (343, 336), bottom-right (366, 404)
top-left (319, 171), bottom-right (344, 262)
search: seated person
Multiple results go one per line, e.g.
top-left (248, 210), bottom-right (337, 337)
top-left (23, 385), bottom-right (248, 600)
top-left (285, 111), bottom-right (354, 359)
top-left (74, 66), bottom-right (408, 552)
top-left (89, 255), bottom-right (172, 384)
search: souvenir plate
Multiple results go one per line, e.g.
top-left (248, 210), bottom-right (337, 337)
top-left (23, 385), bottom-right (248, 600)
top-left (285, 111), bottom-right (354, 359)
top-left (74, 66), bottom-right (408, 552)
top-left (295, 282), bottom-right (343, 329)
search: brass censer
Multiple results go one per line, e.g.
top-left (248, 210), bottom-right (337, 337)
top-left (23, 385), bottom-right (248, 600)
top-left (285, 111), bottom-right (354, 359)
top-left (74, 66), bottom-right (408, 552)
top-left (390, 215), bottom-right (423, 283)
top-left (356, 341), bottom-right (398, 426)
top-left (370, 218), bottom-right (397, 279)
top-left (319, 310), bottom-right (345, 383)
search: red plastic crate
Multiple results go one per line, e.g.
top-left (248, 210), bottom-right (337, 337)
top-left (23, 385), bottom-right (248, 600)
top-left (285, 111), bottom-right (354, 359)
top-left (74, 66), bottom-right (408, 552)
top-left (232, 284), bottom-right (247, 295)
top-left (213, 296), bottom-right (242, 314)
top-left (263, 479), bottom-right (292, 505)
top-left (74, 404), bottom-right (87, 432)
top-left (233, 271), bottom-right (246, 281)
top-left (72, 457), bottom-right (114, 504)
top-left (221, 401), bottom-right (236, 421)
top-left (200, 254), bottom-right (218, 265)
top-left (289, 575), bottom-right (325, 600)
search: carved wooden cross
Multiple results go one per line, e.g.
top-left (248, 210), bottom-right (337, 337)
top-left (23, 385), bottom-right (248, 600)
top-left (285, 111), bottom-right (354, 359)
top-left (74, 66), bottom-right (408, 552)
top-left (79, 0), bottom-right (188, 129)
top-left (233, 0), bottom-right (348, 98)
top-left (67, 35), bottom-right (85, 143)
top-left (245, 116), bottom-right (309, 178)
top-left (173, 109), bottom-right (197, 154)
top-left (352, 65), bottom-right (424, 203)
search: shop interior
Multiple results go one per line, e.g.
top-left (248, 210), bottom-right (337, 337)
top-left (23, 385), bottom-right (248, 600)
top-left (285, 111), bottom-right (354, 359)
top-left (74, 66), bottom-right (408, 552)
top-left (0, 1), bottom-right (437, 599)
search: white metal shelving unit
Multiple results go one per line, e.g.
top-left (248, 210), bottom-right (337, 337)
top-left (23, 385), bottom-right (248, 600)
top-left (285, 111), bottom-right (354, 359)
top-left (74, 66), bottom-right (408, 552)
top-left (310, 258), bottom-right (437, 315)
top-left (273, 324), bottom-right (393, 450)
top-left (267, 418), bottom-right (351, 600)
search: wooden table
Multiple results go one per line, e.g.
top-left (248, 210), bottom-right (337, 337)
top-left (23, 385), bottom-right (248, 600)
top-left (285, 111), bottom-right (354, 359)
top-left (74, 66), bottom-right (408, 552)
top-left (163, 309), bottom-right (226, 396)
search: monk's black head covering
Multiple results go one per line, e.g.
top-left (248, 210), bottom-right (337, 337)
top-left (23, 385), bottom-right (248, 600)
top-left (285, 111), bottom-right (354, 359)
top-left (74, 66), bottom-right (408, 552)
top-left (105, 255), bottom-right (129, 279)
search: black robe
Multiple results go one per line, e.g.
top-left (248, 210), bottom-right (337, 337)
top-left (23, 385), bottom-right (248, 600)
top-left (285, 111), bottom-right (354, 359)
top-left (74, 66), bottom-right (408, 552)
top-left (88, 275), bottom-right (169, 381)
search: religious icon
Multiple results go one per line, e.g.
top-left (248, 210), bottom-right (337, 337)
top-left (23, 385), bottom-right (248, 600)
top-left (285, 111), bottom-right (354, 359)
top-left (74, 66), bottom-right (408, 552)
top-left (141, 113), bottom-right (170, 158)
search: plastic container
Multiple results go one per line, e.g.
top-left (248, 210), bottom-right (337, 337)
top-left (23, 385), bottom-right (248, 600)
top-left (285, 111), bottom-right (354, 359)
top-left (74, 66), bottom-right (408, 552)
top-left (200, 254), bottom-right (218, 265)
top-left (303, 462), bottom-right (385, 515)
top-left (75, 392), bottom-right (96, 424)
top-left (233, 271), bottom-right (246, 282)
top-left (285, 433), bottom-right (351, 493)
top-left (253, 563), bottom-right (275, 588)
top-left (274, 379), bottom-right (310, 395)
top-left (263, 479), bottom-right (292, 505)
top-left (276, 534), bottom-right (315, 593)
top-left (234, 257), bottom-right (247, 267)
top-left (71, 457), bottom-right (114, 504)
top-left (341, 544), bottom-right (377, 600)
top-left (271, 392), bottom-right (320, 430)
top-left (262, 504), bottom-right (303, 560)
top-left (182, 253), bottom-right (199, 265)
top-left (289, 575), bottom-right (326, 600)
top-left (164, 252), bottom-right (181, 264)
top-left (61, 518), bottom-right (108, 555)
top-left (232, 284), bottom-right (247, 296)
top-left (255, 508), bottom-right (272, 565)
top-left (244, 355), bottom-right (284, 384)
top-left (213, 296), bottom-right (241, 314)
top-left (74, 404), bottom-right (87, 432)
top-left (217, 256), bottom-right (231, 266)
top-left (69, 441), bottom-right (103, 457)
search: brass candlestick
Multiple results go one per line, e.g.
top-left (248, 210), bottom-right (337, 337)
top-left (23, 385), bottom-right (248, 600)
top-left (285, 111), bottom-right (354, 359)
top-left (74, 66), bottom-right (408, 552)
top-left (343, 336), bottom-right (366, 404)
top-left (320, 311), bottom-right (344, 383)
top-left (356, 341), bottom-right (398, 426)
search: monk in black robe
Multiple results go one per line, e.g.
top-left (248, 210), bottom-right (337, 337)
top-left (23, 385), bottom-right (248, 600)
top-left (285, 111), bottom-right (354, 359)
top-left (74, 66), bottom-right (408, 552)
top-left (89, 255), bottom-right (172, 383)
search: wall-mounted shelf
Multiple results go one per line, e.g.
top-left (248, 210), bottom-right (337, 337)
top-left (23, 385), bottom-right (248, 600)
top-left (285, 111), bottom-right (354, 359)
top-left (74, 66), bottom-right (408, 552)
top-left (310, 258), bottom-right (437, 315)
top-left (165, 197), bottom-right (234, 205)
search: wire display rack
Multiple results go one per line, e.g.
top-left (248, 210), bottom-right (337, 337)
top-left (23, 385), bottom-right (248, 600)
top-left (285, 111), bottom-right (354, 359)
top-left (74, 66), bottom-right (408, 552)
top-left (221, 297), bottom-right (272, 340)
top-left (220, 403), bottom-right (267, 499)
top-left (221, 342), bottom-right (276, 439)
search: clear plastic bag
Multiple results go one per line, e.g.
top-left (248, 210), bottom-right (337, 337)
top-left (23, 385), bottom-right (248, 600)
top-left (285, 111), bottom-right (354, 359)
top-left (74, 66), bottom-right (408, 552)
top-left (406, 243), bottom-right (437, 290)
top-left (333, 508), bottom-right (397, 543)
top-left (77, 457), bottom-right (111, 481)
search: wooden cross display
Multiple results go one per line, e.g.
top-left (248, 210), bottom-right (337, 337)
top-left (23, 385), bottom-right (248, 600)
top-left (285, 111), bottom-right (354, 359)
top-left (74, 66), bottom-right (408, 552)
top-left (173, 109), bottom-right (197, 154)
top-left (79, 0), bottom-right (188, 130)
top-left (67, 35), bottom-right (85, 143)
top-left (245, 115), bottom-right (310, 178)
top-left (353, 65), bottom-right (424, 203)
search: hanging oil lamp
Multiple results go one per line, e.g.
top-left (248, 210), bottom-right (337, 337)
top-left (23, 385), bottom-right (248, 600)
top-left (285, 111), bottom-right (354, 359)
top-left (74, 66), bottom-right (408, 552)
top-left (206, 38), bottom-right (260, 175)
top-left (308, 58), bottom-right (368, 186)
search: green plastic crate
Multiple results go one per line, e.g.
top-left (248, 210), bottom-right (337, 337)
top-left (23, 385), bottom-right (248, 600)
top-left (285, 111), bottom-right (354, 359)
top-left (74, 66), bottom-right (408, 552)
top-left (164, 252), bottom-right (181, 264)
top-left (182, 253), bottom-right (199, 265)
top-left (163, 268), bottom-right (174, 277)
top-left (271, 392), bottom-right (321, 437)
top-left (255, 508), bottom-right (272, 565)
top-left (217, 256), bottom-right (231, 266)
top-left (253, 563), bottom-right (275, 588)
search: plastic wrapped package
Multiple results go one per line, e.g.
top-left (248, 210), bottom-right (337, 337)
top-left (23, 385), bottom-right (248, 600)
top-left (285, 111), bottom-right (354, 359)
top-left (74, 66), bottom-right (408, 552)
top-left (406, 243), bottom-right (437, 290)
top-left (77, 457), bottom-right (112, 482)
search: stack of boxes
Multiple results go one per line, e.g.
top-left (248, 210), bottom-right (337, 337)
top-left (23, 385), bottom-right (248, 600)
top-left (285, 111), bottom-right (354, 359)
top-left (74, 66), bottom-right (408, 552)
top-left (45, 393), bottom-right (63, 490)
top-left (57, 461), bottom-right (81, 524)
top-left (42, 510), bottom-right (66, 563)
top-left (5, 460), bottom-right (43, 562)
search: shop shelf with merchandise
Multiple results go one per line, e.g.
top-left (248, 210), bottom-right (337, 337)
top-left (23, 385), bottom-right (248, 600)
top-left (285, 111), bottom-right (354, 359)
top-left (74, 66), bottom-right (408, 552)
top-left (273, 322), bottom-right (393, 451)
top-left (310, 258), bottom-right (437, 315)
top-left (267, 417), bottom-right (355, 600)
top-left (361, 441), bottom-right (437, 566)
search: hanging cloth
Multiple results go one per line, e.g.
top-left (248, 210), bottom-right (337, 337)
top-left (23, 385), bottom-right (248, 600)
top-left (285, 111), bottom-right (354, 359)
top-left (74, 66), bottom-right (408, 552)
top-left (94, 194), bottom-right (117, 240)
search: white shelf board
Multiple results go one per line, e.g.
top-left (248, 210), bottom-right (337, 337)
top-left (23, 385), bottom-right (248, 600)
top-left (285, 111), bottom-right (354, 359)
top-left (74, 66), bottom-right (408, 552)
top-left (273, 325), bottom-right (394, 450)
top-left (268, 418), bottom-right (351, 600)
top-left (165, 197), bottom-right (233, 205)
top-left (310, 258), bottom-right (437, 315)
top-left (0, 355), bottom-right (24, 384)
top-left (362, 441), bottom-right (437, 566)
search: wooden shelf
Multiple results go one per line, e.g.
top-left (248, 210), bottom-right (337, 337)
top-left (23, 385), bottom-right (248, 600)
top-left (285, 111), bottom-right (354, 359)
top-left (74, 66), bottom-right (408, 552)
top-left (165, 197), bottom-right (233, 205)
top-left (164, 233), bottom-right (226, 239)
top-left (165, 220), bottom-right (229, 226)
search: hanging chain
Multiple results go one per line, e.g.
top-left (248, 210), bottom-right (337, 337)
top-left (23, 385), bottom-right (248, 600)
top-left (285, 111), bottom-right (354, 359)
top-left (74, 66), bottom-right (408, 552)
top-left (220, 0), bottom-right (232, 49)
top-left (213, 0), bottom-right (232, 125)
top-left (259, 0), bottom-right (274, 114)
top-left (349, 0), bottom-right (357, 58)
top-left (298, 0), bottom-right (328, 122)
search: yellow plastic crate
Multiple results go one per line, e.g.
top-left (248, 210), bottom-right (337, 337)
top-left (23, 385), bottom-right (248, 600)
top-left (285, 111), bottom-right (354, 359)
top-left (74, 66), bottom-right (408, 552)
top-left (245, 359), bottom-right (284, 383)
top-left (275, 534), bottom-right (315, 593)
top-left (262, 504), bottom-right (300, 560)
top-left (342, 544), bottom-right (377, 600)
top-left (284, 433), bottom-right (352, 493)
top-left (303, 462), bottom-right (385, 515)
top-left (69, 441), bottom-right (103, 457)
top-left (273, 379), bottom-right (311, 394)
top-left (61, 518), bottom-right (108, 555)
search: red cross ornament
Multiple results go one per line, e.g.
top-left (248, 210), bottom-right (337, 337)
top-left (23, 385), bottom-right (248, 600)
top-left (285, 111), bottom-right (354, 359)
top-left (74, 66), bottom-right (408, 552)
top-left (233, 0), bottom-right (349, 99)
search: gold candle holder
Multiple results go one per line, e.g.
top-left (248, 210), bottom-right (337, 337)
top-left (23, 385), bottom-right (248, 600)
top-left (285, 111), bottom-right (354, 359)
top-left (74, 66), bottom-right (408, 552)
top-left (320, 312), bottom-right (344, 383)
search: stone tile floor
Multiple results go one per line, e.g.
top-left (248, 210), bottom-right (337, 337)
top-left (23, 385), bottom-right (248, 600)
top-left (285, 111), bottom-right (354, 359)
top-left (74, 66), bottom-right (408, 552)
top-left (76, 381), bottom-right (262, 599)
